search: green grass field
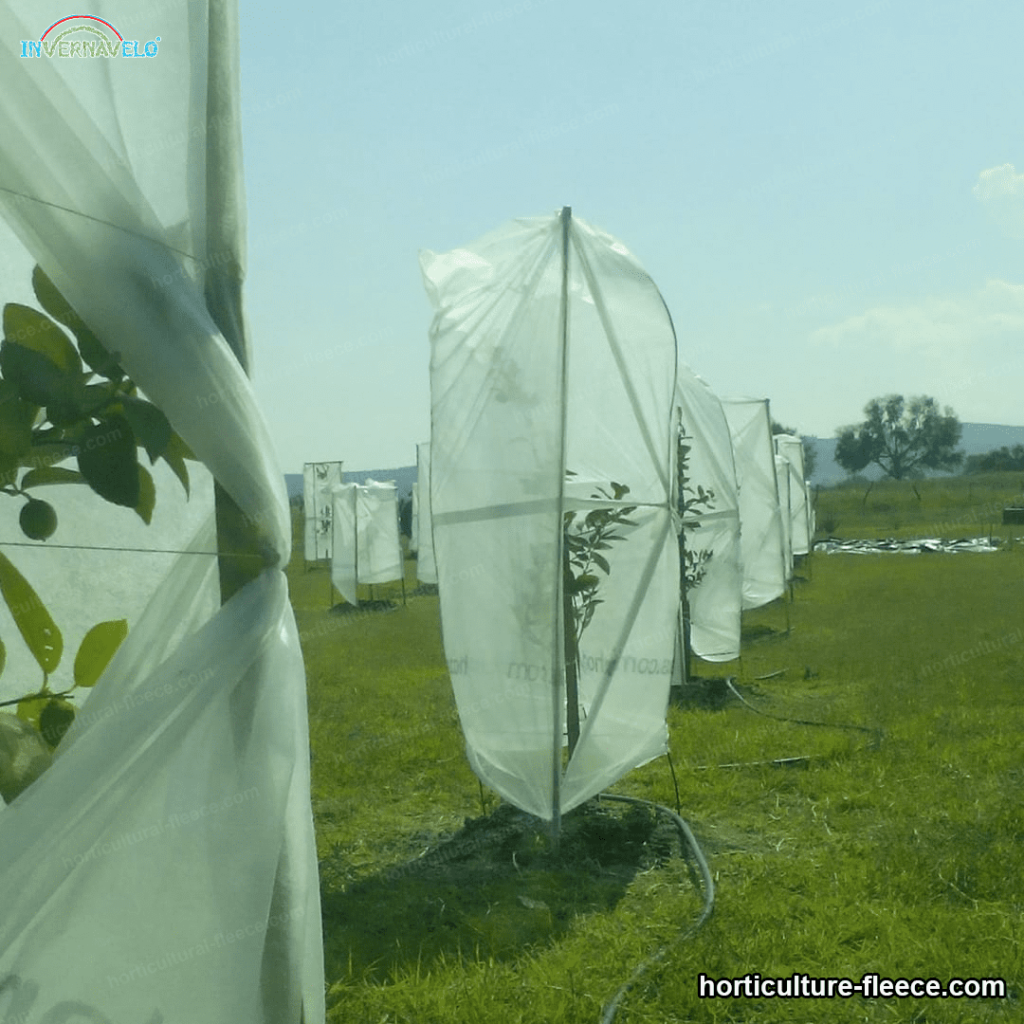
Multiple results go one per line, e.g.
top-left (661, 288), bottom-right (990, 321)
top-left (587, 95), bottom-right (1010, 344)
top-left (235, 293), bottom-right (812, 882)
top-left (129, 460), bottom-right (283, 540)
top-left (291, 475), bottom-right (1024, 1023)
top-left (814, 471), bottom-right (1024, 542)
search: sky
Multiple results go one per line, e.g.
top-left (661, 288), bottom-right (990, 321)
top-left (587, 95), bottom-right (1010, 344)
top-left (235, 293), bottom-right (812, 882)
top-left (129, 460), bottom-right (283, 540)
top-left (237, 0), bottom-right (1024, 473)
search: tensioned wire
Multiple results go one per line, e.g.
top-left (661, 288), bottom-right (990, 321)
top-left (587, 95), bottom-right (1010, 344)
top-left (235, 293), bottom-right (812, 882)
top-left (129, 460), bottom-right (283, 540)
top-left (0, 540), bottom-right (252, 558)
top-left (0, 185), bottom-right (199, 265)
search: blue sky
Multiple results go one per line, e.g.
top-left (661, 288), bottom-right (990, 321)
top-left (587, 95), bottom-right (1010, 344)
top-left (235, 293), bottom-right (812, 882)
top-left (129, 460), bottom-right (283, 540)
top-left (238, 0), bottom-right (1024, 472)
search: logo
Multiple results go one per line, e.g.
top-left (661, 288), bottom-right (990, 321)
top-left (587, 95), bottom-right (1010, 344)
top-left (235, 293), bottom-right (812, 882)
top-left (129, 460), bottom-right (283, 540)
top-left (20, 15), bottom-right (159, 59)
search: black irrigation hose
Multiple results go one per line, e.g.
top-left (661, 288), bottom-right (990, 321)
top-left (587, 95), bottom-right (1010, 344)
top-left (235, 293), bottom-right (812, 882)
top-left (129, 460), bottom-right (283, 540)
top-left (594, 679), bottom-right (879, 1021)
top-left (594, 678), bottom-right (881, 1019)
top-left (725, 678), bottom-right (882, 742)
top-left (690, 754), bottom-right (813, 770)
top-left (596, 793), bottom-right (714, 1024)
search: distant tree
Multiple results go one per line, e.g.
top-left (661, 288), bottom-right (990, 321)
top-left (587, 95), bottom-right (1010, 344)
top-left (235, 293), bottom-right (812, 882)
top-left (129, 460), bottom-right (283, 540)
top-left (963, 444), bottom-right (1024, 474)
top-left (835, 395), bottom-right (963, 481)
top-left (771, 419), bottom-right (818, 480)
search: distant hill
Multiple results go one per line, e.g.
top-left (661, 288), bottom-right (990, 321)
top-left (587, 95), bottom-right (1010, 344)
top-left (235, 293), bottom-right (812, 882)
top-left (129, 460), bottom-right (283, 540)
top-left (285, 466), bottom-right (416, 501)
top-left (284, 424), bottom-right (1024, 497)
top-left (806, 423), bottom-right (1024, 487)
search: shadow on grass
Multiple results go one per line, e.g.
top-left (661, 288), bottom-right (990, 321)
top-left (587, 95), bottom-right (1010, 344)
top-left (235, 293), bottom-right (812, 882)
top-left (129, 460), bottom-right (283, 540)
top-left (670, 676), bottom-right (735, 711)
top-left (741, 621), bottom-right (787, 642)
top-left (319, 800), bottom-right (683, 983)
top-left (328, 599), bottom-right (398, 615)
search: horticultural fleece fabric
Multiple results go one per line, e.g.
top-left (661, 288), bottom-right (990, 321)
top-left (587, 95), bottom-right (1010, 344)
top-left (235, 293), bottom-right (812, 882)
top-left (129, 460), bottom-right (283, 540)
top-left (330, 480), bottom-right (403, 604)
top-left (422, 210), bottom-right (679, 822)
top-left (304, 461), bottom-right (344, 561)
top-left (0, 3), bottom-right (325, 1021)
top-left (673, 364), bottom-right (742, 662)
top-left (774, 434), bottom-right (811, 557)
top-left (722, 398), bottom-right (788, 609)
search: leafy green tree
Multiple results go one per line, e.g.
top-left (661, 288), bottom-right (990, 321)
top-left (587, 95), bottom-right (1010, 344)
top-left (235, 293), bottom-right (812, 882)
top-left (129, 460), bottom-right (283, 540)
top-left (562, 478), bottom-right (636, 757)
top-left (771, 419), bottom-right (818, 480)
top-left (835, 395), bottom-right (963, 481)
top-left (0, 266), bottom-right (193, 793)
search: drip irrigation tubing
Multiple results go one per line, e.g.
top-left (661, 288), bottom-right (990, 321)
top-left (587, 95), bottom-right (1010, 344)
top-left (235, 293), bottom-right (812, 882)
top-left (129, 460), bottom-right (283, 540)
top-left (597, 680), bottom-right (880, 1020)
top-left (725, 678), bottom-right (882, 742)
top-left (596, 792), bottom-right (714, 1024)
top-left (690, 754), bottom-right (813, 770)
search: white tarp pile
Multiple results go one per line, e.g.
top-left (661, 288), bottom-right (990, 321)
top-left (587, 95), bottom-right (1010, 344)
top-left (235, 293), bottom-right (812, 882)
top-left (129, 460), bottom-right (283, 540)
top-left (774, 434), bottom-right (811, 558)
top-left (422, 209), bottom-right (679, 823)
top-left (303, 460), bottom-right (344, 562)
top-left (414, 441), bottom-right (438, 584)
top-left (816, 536), bottom-right (1002, 554)
top-left (330, 480), bottom-right (403, 606)
top-left (673, 364), bottom-right (742, 664)
top-left (0, 4), bottom-right (324, 1021)
top-left (722, 398), bottom-right (787, 608)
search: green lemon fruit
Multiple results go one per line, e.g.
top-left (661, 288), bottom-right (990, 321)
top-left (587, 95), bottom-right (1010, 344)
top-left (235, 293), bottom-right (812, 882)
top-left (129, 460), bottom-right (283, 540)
top-left (19, 499), bottom-right (57, 541)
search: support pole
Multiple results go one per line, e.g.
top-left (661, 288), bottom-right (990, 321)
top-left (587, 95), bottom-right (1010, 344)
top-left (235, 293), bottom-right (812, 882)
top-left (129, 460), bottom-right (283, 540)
top-left (551, 205), bottom-right (572, 851)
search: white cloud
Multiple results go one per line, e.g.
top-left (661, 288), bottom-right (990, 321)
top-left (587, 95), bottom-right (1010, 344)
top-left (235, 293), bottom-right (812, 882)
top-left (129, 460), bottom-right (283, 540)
top-left (812, 280), bottom-right (1024, 354)
top-left (973, 164), bottom-right (1024, 238)
top-left (808, 280), bottom-right (1024, 424)
top-left (974, 163), bottom-right (1024, 200)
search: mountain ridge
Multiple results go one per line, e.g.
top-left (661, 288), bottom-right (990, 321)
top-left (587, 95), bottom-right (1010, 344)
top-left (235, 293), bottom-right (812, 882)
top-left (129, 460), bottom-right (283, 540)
top-left (285, 423), bottom-right (1024, 497)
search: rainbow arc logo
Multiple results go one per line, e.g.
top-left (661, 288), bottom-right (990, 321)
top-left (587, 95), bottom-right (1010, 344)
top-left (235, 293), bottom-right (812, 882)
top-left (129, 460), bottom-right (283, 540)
top-left (21, 15), bottom-right (160, 58)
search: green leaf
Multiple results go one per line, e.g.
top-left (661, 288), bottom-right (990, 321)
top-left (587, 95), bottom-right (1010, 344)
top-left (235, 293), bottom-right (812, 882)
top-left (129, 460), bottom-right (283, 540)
top-left (135, 464), bottom-right (155, 524)
top-left (122, 396), bottom-right (172, 462)
top-left (31, 266), bottom-right (80, 331)
top-left (156, 431), bottom-right (195, 497)
top-left (0, 550), bottom-right (62, 674)
top-left (592, 552), bottom-right (611, 575)
top-left (167, 431), bottom-right (198, 462)
top-left (0, 341), bottom-right (73, 408)
top-left (77, 416), bottom-right (140, 508)
top-left (39, 698), bottom-right (75, 748)
top-left (2, 303), bottom-right (81, 376)
top-left (74, 619), bottom-right (128, 688)
top-left (44, 381), bottom-right (119, 429)
top-left (0, 379), bottom-right (36, 459)
top-left (23, 441), bottom-right (76, 471)
top-left (161, 442), bottom-right (190, 497)
top-left (76, 382), bottom-right (122, 418)
top-left (32, 266), bottom-right (123, 379)
top-left (77, 329), bottom-right (124, 380)
top-left (0, 638), bottom-right (5, 678)
top-left (16, 695), bottom-right (43, 732)
top-left (20, 466), bottom-right (85, 488)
